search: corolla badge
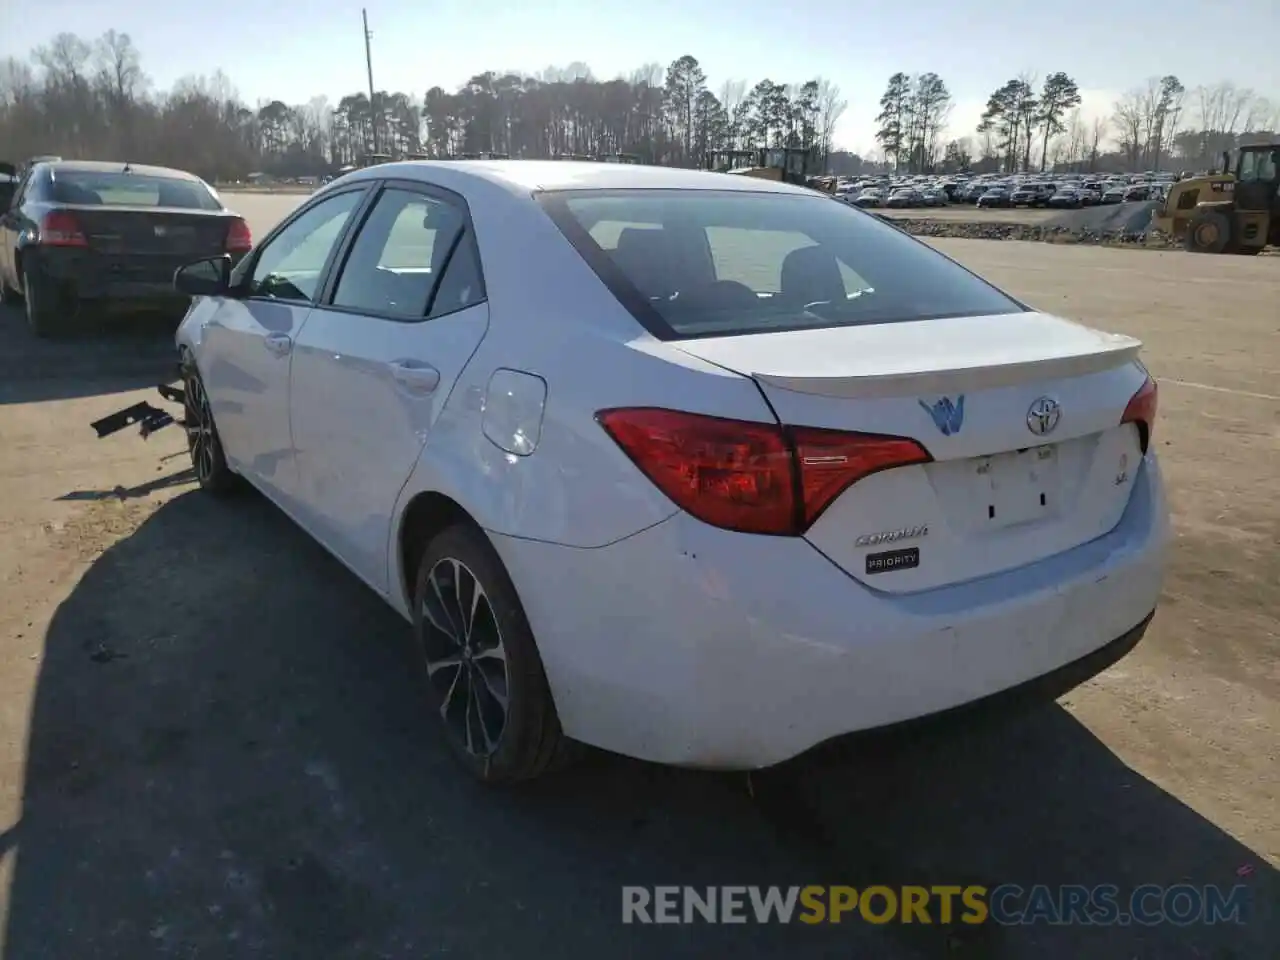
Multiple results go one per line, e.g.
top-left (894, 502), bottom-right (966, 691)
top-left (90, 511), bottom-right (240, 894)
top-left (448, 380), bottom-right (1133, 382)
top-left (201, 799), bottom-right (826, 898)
top-left (919, 395), bottom-right (965, 436)
top-left (1026, 396), bottom-right (1062, 436)
top-left (855, 524), bottom-right (929, 548)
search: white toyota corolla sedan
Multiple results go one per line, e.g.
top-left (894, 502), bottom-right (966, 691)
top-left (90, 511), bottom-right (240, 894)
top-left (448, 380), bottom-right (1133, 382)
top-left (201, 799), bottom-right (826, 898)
top-left (171, 160), bottom-right (1168, 782)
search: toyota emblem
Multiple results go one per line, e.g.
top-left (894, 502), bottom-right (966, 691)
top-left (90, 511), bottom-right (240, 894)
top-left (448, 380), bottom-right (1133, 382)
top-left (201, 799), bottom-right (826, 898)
top-left (1026, 396), bottom-right (1061, 436)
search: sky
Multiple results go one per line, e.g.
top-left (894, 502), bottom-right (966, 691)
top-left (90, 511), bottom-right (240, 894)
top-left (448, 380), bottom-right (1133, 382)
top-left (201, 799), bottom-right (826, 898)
top-left (4, 0), bottom-right (1277, 155)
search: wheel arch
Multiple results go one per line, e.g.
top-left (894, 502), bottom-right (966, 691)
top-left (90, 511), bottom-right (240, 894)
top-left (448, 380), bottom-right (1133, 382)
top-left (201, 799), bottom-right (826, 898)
top-left (393, 489), bottom-right (482, 616)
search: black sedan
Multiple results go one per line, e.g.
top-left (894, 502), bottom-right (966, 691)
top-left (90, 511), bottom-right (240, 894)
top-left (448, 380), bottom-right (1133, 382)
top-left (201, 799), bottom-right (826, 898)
top-left (0, 159), bottom-right (252, 337)
top-left (976, 187), bottom-right (1011, 208)
top-left (1048, 187), bottom-right (1083, 208)
top-left (884, 187), bottom-right (924, 208)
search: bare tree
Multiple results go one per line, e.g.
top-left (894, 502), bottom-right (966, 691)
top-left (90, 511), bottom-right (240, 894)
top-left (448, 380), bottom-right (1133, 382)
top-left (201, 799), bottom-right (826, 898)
top-left (1112, 88), bottom-right (1144, 170)
top-left (1088, 116), bottom-right (1107, 171)
top-left (718, 79), bottom-right (745, 118)
top-left (1061, 108), bottom-right (1085, 169)
top-left (94, 30), bottom-right (145, 103)
top-left (815, 79), bottom-right (847, 166)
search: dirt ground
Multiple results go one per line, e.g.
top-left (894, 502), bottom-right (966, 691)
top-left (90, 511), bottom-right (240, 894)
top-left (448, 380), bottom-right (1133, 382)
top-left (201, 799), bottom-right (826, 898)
top-left (0, 201), bottom-right (1275, 958)
top-left (878, 206), bottom-right (1059, 224)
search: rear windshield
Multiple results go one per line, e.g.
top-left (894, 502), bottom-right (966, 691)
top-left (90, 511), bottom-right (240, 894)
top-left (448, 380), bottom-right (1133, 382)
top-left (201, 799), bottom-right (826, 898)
top-left (47, 170), bottom-right (221, 210)
top-left (539, 189), bottom-right (1024, 340)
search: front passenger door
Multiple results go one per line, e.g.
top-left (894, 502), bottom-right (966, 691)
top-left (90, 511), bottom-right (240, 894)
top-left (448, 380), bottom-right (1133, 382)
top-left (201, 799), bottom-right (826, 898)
top-left (198, 187), bottom-right (366, 502)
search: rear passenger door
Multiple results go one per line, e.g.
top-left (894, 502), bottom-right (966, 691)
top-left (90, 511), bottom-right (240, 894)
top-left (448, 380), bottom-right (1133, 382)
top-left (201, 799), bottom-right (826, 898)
top-left (288, 180), bottom-right (489, 592)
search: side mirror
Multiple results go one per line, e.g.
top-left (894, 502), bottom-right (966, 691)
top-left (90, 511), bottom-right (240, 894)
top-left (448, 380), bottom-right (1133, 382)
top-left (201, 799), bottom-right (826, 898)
top-left (1220, 151), bottom-right (1231, 176)
top-left (174, 255), bottom-right (233, 297)
top-left (0, 162), bottom-right (15, 178)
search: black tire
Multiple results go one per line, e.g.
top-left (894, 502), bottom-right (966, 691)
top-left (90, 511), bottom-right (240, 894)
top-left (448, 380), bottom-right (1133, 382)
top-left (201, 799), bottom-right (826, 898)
top-left (412, 522), bottom-right (573, 783)
top-left (1185, 210), bottom-right (1231, 254)
top-left (22, 262), bottom-right (74, 338)
top-left (180, 353), bottom-right (241, 496)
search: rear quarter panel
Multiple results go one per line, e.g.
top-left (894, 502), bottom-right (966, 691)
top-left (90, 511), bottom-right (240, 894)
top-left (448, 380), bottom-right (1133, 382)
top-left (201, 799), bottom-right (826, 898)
top-left (388, 183), bottom-right (775, 603)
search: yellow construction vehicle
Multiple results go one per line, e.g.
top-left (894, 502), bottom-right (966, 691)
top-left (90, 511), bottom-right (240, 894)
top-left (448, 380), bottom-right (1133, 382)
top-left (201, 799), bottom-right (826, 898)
top-left (705, 149), bottom-right (760, 174)
top-left (1152, 141), bottom-right (1280, 254)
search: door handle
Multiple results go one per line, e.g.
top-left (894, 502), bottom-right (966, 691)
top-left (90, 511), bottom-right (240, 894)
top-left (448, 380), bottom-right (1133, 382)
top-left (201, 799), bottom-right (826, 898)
top-left (388, 359), bottom-right (440, 395)
top-left (264, 332), bottom-right (292, 357)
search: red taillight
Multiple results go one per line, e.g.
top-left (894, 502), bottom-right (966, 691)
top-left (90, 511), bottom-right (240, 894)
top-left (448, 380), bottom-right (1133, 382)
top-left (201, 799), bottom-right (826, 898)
top-left (596, 407), bottom-right (932, 535)
top-left (790, 425), bottom-right (933, 528)
top-left (39, 210), bottom-right (87, 247)
top-left (1120, 376), bottom-right (1158, 451)
top-left (226, 217), bottom-right (252, 253)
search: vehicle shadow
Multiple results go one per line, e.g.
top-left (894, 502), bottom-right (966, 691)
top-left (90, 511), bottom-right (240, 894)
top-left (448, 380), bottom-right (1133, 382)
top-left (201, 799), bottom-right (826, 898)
top-left (4, 492), bottom-right (1272, 959)
top-left (56, 467), bottom-right (196, 502)
top-left (0, 302), bottom-right (177, 405)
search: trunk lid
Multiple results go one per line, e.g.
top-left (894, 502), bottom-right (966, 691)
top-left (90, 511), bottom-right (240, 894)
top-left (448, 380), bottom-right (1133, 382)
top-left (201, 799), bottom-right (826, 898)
top-left (674, 311), bottom-right (1148, 593)
top-left (64, 205), bottom-right (235, 258)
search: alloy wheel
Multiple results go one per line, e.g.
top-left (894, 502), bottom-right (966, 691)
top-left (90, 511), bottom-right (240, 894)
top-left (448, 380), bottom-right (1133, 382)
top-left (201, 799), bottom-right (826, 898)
top-left (184, 371), bottom-right (216, 484)
top-left (421, 557), bottom-right (510, 757)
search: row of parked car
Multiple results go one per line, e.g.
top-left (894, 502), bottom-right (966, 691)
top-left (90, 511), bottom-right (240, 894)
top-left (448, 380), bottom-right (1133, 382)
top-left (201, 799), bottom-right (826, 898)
top-left (966, 179), bottom-right (1168, 210)
top-left (836, 172), bottom-right (1175, 211)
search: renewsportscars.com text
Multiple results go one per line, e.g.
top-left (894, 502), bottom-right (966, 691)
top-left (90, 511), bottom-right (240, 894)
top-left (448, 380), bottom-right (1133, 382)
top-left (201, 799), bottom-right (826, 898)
top-left (622, 884), bottom-right (1250, 926)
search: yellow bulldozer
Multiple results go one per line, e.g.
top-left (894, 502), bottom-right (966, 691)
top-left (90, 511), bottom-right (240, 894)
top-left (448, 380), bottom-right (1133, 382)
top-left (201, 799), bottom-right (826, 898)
top-left (1152, 141), bottom-right (1280, 254)
top-left (704, 147), bottom-right (836, 193)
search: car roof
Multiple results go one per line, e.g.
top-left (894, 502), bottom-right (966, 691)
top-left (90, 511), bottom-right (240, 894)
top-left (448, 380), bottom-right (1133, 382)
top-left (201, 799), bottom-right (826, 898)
top-left (41, 160), bottom-right (205, 182)
top-left (337, 159), bottom-right (818, 197)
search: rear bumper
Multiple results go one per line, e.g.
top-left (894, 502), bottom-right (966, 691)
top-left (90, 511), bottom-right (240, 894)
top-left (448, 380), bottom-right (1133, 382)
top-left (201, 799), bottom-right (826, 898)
top-left (26, 247), bottom-right (240, 308)
top-left (493, 452), bottom-right (1169, 769)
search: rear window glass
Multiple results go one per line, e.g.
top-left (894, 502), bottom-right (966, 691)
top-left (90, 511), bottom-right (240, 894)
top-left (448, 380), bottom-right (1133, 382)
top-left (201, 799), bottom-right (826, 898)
top-left (47, 171), bottom-right (221, 210)
top-left (540, 189), bottom-right (1023, 339)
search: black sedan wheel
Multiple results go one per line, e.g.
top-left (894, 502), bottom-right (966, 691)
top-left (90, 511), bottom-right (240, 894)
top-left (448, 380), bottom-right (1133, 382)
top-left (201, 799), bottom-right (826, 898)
top-left (22, 264), bottom-right (72, 339)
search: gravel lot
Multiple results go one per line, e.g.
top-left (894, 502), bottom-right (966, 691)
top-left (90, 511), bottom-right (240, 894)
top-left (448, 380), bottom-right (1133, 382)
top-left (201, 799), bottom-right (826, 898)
top-left (0, 194), bottom-right (1275, 958)
top-left (878, 206), bottom-right (1059, 224)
